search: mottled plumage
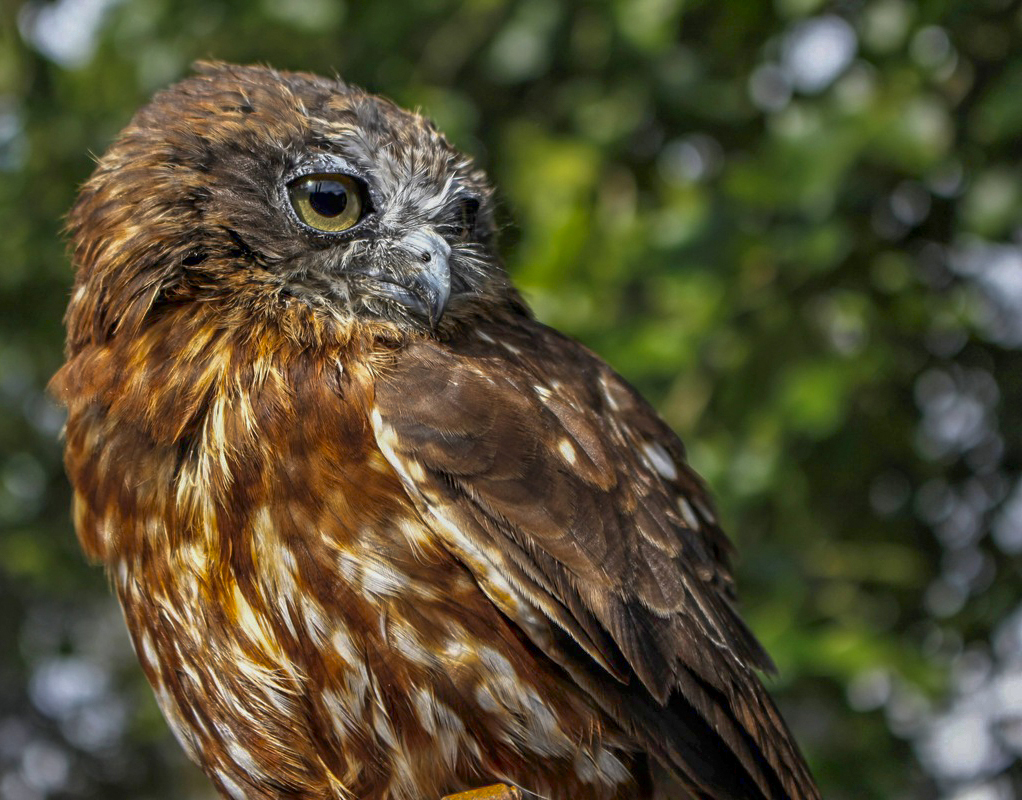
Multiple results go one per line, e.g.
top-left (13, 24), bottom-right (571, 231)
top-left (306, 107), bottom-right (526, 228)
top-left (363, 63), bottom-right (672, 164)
top-left (52, 63), bottom-right (820, 800)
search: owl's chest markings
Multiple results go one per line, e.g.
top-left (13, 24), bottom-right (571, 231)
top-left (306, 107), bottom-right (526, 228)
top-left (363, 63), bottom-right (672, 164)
top-left (71, 336), bottom-right (634, 798)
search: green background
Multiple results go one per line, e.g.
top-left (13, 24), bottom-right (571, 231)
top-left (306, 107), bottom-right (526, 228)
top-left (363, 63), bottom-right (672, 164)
top-left (1, 0), bottom-right (1021, 797)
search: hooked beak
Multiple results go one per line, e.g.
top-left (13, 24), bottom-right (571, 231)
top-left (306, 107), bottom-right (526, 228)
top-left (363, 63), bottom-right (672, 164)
top-left (376, 229), bottom-right (451, 329)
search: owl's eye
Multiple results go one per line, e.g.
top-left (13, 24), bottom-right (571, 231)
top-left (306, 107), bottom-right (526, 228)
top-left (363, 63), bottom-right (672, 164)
top-left (287, 173), bottom-right (365, 233)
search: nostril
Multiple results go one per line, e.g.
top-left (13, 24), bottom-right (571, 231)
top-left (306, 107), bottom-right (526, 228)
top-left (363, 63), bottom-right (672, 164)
top-left (398, 230), bottom-right (450, 264)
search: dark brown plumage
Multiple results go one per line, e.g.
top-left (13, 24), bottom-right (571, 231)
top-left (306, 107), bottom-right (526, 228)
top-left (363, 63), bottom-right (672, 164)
top-left (52, 62), bottom-right (820, 800)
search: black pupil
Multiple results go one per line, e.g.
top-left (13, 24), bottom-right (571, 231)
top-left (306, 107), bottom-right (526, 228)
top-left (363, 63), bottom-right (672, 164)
top-left (306, 180), bottom-right (348, 217)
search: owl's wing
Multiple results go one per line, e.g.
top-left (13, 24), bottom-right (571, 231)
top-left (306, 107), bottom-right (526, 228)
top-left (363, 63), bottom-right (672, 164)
top-left (371, 318), bottom-right (818, 800)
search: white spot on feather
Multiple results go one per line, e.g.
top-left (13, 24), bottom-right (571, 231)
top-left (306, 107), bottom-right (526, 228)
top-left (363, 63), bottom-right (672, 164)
top-left (138, 630), bottom-right (157, 671)
top-left (558, 438), bottom-right (577, 465)
top-left (677, 497), bottom-right (701, 531)
top-left (596, 748), bottom-right (630, 783)
top-left (361, 558), bottom-right (408, 598)
top-left (372, 408), bottom-right (426, 487)
top-left (404, 458), bottom-right (425, 482)
top-left (396, 517), bottom-right (432, 554)
top-left (411, 687), bottom-right (467, 769)
top-left (474, 683), bottom-right (499, 712)
top-left (643, 441), bottom-right (678, 481)
top-left (322, 682), bottom-right (367, 741)
top-left (473, 646), bottom-right (574, 758)
top-left (477, 645), bottom-right (514, 675)
top-left (216, 770), bottom-right (249, 800)
top-left (425, 504), bottom-right (526, 617)
top-left (322, 688), bottom-right (352, 740)
top-left (388, 619), bottom-right (434, 666)
top-left (574, 748), bottom-right (629, 785)
top-left (301, 596), bottom-right (330, 644)
top-left (179, 541), bottom-right (208, 576)
top-left (153, 684), bottom-right (201, 759)
top-left (97, 514), bottom-right (116, 550)
top-left (337, 549), bottom-right (360, 583)
top-left (331, 627), bottom-right (359, 664)
top-left (226, 738), bottom-right (263, 780)
top-left (373, 707), bottom-right (398, 748)
top-left (232, 584), bottom-right (273, 651)
top-left (599, 372), bottom-right (622, 411)
top-left (692, 495), bottom-right (717, 524)
top-left (229, 648), bottom-right (296, 713)
top-left (444, 637), bottom-right (471, 660)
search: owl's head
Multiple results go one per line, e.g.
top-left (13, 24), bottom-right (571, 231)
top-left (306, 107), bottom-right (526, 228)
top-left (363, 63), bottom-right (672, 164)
top-left (65, 62), bottom-right (521, 351)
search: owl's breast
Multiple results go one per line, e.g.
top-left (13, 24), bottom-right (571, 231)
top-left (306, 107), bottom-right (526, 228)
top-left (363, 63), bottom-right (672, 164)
top-left (62, 323), bottom-right (638, 799)
top-left (116, 453), bottom-right (636, 800)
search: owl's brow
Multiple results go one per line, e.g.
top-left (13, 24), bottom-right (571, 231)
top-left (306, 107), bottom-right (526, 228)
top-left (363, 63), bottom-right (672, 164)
top-left (415, 175), bottom-right (461, 216)
top-left (306, 115), bottom-right (362, 137)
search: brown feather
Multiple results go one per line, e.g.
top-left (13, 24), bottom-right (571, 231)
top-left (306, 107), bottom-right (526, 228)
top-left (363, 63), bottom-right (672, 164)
top-left (373, 321), bottom-right (819, 799)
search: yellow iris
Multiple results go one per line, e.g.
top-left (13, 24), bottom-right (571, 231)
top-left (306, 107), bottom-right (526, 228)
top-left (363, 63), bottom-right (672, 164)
top-left (288, 173), bottom-right (364, 232)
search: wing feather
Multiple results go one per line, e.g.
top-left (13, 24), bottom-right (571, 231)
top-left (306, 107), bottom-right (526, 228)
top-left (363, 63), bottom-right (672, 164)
top-left (371, 319), bottom-right (819, 800)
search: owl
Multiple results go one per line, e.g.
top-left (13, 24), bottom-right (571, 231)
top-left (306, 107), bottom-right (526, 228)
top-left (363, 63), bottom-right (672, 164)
top-left (51, 62), bottom-right (820, 800)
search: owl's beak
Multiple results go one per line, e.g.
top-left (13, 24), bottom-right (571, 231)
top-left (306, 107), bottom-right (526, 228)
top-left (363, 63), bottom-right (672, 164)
top-left (377, 229), bottom-right (451, 329)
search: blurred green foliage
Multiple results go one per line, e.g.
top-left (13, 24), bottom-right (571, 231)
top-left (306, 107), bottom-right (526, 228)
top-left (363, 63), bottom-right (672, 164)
top-left (1, 0), bottom-right (1021, 798)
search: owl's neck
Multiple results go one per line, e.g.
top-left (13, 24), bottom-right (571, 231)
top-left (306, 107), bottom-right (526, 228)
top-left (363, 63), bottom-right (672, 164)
top-left (51, 298), bottom-right (396, 563)
top-left (57, 297), bottom-right (389, 430)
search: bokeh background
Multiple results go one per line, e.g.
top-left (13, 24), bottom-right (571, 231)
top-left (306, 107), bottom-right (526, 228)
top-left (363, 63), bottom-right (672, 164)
top-left (1, 0), bottom-right (1021, 797)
